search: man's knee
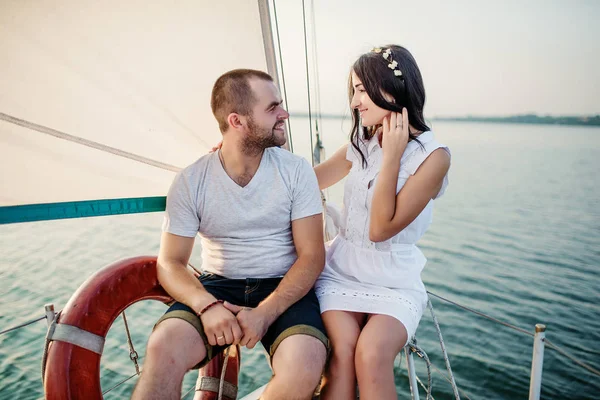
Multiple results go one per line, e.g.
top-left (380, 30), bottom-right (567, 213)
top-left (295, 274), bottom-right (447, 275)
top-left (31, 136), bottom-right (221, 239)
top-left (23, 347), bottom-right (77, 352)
top-left (272, 334), bottom-right (327, 386)
top-left (145, 318), bottom-right (207, 371)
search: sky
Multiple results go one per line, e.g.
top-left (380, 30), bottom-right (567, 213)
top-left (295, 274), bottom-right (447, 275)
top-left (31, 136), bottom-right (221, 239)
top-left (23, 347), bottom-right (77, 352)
top-left (275, 0), bottom-right (600, 117)
top-left (1, 0), bottom-right (599, 206)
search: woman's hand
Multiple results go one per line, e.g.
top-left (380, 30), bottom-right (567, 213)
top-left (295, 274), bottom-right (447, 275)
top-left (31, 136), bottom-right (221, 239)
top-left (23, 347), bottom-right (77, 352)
top-left (380, 108), bottom-right (409, 161)
top-left (209, 141), bottom-right (222, 153)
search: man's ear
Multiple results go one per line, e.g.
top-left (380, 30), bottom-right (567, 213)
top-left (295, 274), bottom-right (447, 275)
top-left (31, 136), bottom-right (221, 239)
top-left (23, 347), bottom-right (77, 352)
top-left (227, 113), bottom-right (244, 130)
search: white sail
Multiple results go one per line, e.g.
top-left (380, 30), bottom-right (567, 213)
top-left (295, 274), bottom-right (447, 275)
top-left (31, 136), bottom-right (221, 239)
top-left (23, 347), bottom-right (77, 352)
top-left (0, 0), bottom-right (277, 206)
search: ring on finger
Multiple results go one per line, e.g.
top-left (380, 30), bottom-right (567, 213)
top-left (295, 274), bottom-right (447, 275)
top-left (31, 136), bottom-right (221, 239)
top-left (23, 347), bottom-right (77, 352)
top-left (217, 335), bottom-right (225, 340)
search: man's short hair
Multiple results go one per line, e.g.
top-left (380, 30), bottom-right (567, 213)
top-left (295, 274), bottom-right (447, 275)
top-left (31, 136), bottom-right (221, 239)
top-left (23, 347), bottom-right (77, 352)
top-left (211, 69), bottom-right (274, 133)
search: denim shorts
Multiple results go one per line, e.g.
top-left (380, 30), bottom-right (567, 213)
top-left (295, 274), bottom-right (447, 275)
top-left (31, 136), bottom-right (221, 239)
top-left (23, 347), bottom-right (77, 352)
top-left (155, 273), bottom-right (329, 368)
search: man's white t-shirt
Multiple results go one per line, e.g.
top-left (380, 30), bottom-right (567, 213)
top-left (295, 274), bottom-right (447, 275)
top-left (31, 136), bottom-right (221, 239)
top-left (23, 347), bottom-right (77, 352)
top-left (162, 147), bottom-right (322, 278)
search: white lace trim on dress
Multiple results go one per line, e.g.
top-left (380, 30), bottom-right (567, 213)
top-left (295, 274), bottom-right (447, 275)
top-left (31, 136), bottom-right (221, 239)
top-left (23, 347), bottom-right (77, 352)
top-left (315, 284), bottom-right (421, 316)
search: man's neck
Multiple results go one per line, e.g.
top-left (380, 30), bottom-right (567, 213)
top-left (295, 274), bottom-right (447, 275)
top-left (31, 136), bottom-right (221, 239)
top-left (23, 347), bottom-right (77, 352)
top-left (219, 142), bottom-right (264, 187)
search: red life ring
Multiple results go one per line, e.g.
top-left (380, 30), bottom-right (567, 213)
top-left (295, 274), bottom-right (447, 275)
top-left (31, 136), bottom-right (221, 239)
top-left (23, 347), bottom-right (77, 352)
top-left (43, 256), bottom-right (241, 399)
top-left (196, 344), bottom-right (241, 400)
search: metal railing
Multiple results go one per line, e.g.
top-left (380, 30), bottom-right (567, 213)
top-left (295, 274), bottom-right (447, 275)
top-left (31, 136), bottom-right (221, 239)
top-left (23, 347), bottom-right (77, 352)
top-left (1, 293), bottom-right (598, 399)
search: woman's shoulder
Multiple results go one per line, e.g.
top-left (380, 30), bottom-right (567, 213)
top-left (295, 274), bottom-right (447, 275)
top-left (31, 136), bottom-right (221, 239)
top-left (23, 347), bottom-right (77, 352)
top-left (346, 141), bottom-right (362, 164)
top-left (404, 131), bottom-right (449, 168)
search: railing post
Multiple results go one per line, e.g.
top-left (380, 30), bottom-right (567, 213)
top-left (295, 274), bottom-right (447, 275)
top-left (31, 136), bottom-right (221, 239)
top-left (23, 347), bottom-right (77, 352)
top-left (44, 304), bottom-right (55, 328)
top-left (405, 347), bottom-right (420, 400)
top-left (528, 323), bottom-right (546, 400)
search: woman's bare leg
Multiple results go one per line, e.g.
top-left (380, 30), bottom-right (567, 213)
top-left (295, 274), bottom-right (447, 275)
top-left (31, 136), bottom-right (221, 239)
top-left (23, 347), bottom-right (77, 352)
top-left (354, 314), bottom-right (407, 400)
top-left (319, 310), bottom-right (366, 400)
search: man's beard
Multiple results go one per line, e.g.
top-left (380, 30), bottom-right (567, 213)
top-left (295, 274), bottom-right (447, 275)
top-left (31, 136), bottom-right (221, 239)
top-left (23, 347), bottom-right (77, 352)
top-left (242, 117), bottom-right (286, 155)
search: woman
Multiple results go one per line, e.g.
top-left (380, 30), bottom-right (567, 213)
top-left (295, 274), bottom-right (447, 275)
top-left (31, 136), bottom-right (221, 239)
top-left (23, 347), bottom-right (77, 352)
top-left (314, 45), bottom-right (451, 399)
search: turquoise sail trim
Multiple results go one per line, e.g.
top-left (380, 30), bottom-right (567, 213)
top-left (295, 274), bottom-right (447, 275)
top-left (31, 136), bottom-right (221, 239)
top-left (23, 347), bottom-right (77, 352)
top-left (0, 197), bottom-right (166, 225)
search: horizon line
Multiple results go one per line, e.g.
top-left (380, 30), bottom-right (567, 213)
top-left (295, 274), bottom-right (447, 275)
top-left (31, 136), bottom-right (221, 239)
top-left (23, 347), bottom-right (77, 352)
top-left (289, 112), bottom-right (600, 119)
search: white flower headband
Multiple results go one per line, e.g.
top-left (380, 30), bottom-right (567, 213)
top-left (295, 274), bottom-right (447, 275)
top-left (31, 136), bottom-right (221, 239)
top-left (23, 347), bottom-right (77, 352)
top-left (372, 47), bottom-right (403, 77)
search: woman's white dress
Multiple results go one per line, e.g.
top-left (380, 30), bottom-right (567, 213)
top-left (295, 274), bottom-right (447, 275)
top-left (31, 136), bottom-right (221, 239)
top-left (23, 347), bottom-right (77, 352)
top-left (315, 131), bottom-right (449, 339)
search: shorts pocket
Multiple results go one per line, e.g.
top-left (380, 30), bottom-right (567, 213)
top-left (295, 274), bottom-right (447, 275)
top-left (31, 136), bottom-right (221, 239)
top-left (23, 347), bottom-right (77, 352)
top-left (199, 272), bottom-right (223, 283)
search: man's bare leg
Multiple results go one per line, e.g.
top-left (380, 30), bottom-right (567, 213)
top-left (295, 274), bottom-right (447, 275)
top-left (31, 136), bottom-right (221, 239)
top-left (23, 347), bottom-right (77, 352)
top-left (132, 319), bottom-right (207, 400)
top-left (261, 334), bottom-right (327, 400)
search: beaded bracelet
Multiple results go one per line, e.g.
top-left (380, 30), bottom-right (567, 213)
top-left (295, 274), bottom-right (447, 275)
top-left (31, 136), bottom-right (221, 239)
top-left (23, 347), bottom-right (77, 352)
top-left (198, 299), bottom-right (224, 316)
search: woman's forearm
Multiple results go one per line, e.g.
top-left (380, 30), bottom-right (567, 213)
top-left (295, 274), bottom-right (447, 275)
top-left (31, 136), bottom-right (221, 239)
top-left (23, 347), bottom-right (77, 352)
top-left (369, 155), bottom-right (401, 241)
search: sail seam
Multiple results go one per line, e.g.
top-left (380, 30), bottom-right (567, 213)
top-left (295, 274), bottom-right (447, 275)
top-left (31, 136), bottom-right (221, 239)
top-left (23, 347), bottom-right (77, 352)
top-left (0, 112), bottom-right (182, 173)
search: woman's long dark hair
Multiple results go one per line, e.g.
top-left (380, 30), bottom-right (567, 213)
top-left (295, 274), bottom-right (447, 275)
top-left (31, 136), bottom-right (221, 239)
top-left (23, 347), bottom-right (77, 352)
top-left (349, 45), bottom-right (429, 167)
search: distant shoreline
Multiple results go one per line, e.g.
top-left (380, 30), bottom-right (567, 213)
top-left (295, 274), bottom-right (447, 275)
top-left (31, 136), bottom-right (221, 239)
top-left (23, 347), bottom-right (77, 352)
top-left (432, 115), bottom-right (600, 127)
top-left (289, 113), bottom-right (600, 127)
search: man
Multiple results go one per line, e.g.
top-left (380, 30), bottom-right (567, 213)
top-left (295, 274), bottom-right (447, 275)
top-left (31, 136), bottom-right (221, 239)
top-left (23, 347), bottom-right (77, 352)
top-left (132, 69), bottom-right (328, 400)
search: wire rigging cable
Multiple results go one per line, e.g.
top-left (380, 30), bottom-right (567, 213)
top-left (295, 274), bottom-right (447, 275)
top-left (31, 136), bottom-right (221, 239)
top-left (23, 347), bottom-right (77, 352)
top-left (301, 0), bottom-right (315, 165)
top-left (272, 0), bottom-right (294, 153)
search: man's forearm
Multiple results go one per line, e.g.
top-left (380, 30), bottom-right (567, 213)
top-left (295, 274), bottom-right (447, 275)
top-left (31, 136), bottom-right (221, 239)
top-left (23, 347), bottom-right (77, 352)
top-left (157, 260), bottom-right (217, 313)
top-left (257, 253), bottom-right (324, 323)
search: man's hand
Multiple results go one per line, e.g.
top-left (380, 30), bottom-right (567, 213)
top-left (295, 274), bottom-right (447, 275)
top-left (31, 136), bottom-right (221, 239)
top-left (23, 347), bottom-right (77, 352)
top-left (200, 303), bottom-right (243, 347)
top-left (223, 302), bottom-right (272, 349)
